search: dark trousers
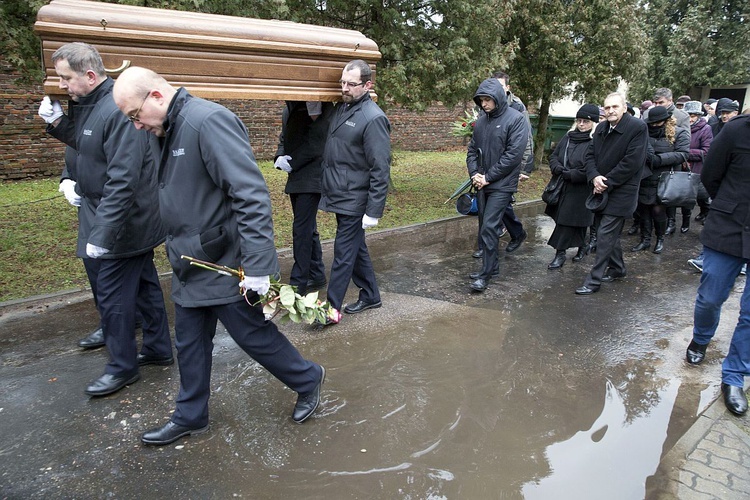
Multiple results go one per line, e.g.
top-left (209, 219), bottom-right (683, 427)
top-left (476, 199), bottom-right (523, 250)
top-left (583, 214), bottom-right (626, 288)
top-left (326, 213), bottom-right (380, 311)
top-left (171, 300), bottom-right (321, 428)
top-left (289, 193), bottom-right (326, 294)
top-left (96, 250), bottom-right (171, 377)
top-left (478, 189), bottom-right (514, 280)
top-left (83, 257), bottom-right (103, 330)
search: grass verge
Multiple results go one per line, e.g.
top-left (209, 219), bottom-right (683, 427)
top-left (0, 150), bottom-right (549, 302)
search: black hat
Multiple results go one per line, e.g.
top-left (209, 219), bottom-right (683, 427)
top-left (645, 105), bottom-right (672, 124)
top-left (626, 102), bottom-right (635, 116)
top-left (716, 97), bottom-right (740, 114)
top-left (676, 95), bottom-right (691, 104)
top-left (576, 104), bottom-right (600, 122)
top-left (705, 98), bottom-right (717, 105)
top-left (585, 191), bottom-right (608, 212)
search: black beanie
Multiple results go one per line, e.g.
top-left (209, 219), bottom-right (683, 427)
top-left (576, 104), bottom-right (600, 121)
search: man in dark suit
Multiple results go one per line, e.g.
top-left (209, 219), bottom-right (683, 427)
top-left (318, 59), bottom-right (391, 323)
top-left (576, 92), bottom-right (647, 295)
top-left (274, 101), bottom-right (333, 296)
top-left (113, 66), bottom-right (325, 446)
top-left (684, 113), bottom-right (750, 416)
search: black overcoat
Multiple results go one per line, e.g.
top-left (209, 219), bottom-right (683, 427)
top-left (544, 132), bottom-right (594, 228)
top-left (700, 115), bottom-right (750, 259)
top-left (584, 112), bottom-right (647, 217)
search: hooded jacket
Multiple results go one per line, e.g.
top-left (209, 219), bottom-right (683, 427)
top-left (466, 78), bottom-right (529, 193)
top-left (48, 78), bottom-right (165, 259)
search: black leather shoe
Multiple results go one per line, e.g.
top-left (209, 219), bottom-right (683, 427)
top-left (505, 231), bottom-right (527, 253)
top-left (293, 365), bottom-right (325, 423)
top-left (601, 271), bottom-right (626, 283)
top-left (631, 240), bottom-right (651, 252)
top-left (627, 223), bottom-right (639, 236)
top-left (306, 278), bottom-right (327, 291)
top-left (665, 220), bottom-right (676, 235)
top-left (470, 270), bottom-right (499, 280)
top-left (686, 340), bottom-right (708, 365)
top-left (653, 238), bottom-right (665, 254)
top-left (547, 251), bottom-right (566, 270)
top-left (472, 249), bottom-right (483, 258)
top-left (137, 353), bottom-right (174, 366)
top-left (575, 285), bottom-right (598, 295)
top-left (78, 328), bottom-right (105, 349)
top-left (343, 300), bottom-right (382, 314)
top-left (141, 421), bottom-right (210, 446)
top-left (470, 278), bottom-right (488, 291)
top-left (85, 372), bottom-right (140, 397)
top-left (722, 383), bottom-right (748, 416)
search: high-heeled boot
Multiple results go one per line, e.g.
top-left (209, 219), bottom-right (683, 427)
top-left (653, 219), bottom-right (666, 254)
top-left (631, 217), bottom-right (652, 252)
top-left (548, 250), bottom-right (566, 270)
top-left (572, 246), bottom-right (587, 262)
top-left (665, 207), bottom-right (676, 235)
top-left (681, 209), bottom-right (691, 233)
top-left (586, 226), bottom-right (597, 254)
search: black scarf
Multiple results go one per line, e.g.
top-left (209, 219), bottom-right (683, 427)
top-left (567, 129), bottom-right (592, 144)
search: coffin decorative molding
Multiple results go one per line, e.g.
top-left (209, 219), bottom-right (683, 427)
top-left (35, 0), bottom-right (381, 101)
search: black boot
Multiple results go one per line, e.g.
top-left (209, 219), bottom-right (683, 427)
top-left (572, 247), bottom-right (587, 262)
top-left (627, 220), bottom-right (639, 235)
top-left (681, 209), bottom-right (691, 233)
top-left (586, 226), bottom-right (597, 254)
top-left (548, 250), bottom-right (566, 270)
top-left (653, 219), bottom-right (666, 254)
top-left (665, 207), bottom-right (676, 235)
top-left (631, 217), bottom-right (652, 252)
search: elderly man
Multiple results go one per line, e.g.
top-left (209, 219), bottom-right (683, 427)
top-left (37, 42), bottom-right (173, 397)
top-left (318, 59), bottom-right (391, 322)
top-left (112, 66), bottom-right (325, 446)
top-left (711, 98), bottom-right (740, 137)
top-left (575, 93), bottom-right (647, 295)
top-left (644, 87), bottom-right (690, 132)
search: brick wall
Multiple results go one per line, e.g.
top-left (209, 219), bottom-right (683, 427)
top-left (1, 57), bottom-right (466, 181)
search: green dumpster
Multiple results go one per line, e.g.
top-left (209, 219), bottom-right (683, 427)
top-left (529, 115), bottom-right (576, 153)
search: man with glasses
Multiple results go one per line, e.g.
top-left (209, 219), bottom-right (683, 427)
top-left (318, 59), bottom-right (391, 323)
top-left (112, 66), bottom-right (325, 445)
top-left (37, 42), bottom-right (173, 397)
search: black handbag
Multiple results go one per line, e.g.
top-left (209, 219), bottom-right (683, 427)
top-left (456, 187), bottom-right (478, 215)
top-left (657, 169), bottom-right (698, 207)
top-left (542, 143), bottom-right (568, 205)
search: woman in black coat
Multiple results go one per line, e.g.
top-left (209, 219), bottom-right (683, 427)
top-left (544, 104), bottom-right (598, 269)
top-left (633, 106), bottom-right (690, 254)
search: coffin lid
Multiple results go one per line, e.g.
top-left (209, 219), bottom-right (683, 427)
top-left (35, 0), bottom-right (381, 101)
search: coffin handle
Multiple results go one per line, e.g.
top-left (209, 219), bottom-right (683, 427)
top-left (105, 60), bottom-right (131, 75)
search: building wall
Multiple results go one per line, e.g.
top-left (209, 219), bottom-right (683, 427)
top-left (1, 57), bottom-right (467, 181)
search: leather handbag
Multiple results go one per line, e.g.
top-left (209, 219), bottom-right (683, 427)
top-left (456, 187), bottom-right (478, 215)
top-left (657, 169), bottom-right (698, 207)
top-left (542, 143), bottom-right (568, 206)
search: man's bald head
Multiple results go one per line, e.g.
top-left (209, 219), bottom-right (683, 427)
top-left (113, 66), bottom-right (176, 137)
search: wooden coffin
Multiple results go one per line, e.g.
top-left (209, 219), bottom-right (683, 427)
top-left (34, 0), bottom-right (381, 101)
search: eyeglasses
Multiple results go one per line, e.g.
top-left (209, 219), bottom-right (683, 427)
top-left (128, 92), bottom-right (150, 123)
top-left (339, 80), bottom-right (366, 88)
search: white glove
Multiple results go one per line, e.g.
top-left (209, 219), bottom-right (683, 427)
top-left (274, 155), bottom-right (293, 173)
top-left (362, 214), bottom-right (379, 229)
top-left (239, 275), bottom-right (271, 296)
top-left (86, 243), bottom-right (110, 259)
top-left (38, 96), bottom-right (64, 124)
top-left (59, 179), bottom-right (81, 207)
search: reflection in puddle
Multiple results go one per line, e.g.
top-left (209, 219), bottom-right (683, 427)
top-left (522, 378), bottom-right (680, 499)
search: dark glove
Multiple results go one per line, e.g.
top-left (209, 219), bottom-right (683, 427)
top-left (561, 169), bottom-right (572, 181)
top-left (650, 154), bottom-right (662, 168)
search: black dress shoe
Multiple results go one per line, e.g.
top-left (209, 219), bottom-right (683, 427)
top-left (627, 224), bottom-right (639, 236)
top-left (505, 231), bottom-right (527, 253)
top-left (85, 372), bottom-right (140, 397)
top-left (343, 299), bottom-right (382, 314)
top-left (601, 271), bottom-right (626, 283)
top-left (572, 247), bottom-right (587, 262)
top-left (472, 249), bottom-right (483, 258)
top-left (470, 270), bottom-right (499, 280)
top-left (293, 365), bottom-right (325, 423)
top-left (137, 353), bottom-right (174, 366)
top-left (722, 383), bottom-right (748, 416)
top-left (78, 328), bottom-right (105, 349)
top-left (631, 240), bottom-right (651, 252)
top-left (470, 278), bottom-right (488, 291)
top-left (141, 421), bottom-right (210, 446)
top-left (686, 340), bottom-right (708, 365)
top-left (575, 285), bottom-right (598, 295)
top-left (306, 278), bottom-right (327, 290)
